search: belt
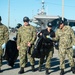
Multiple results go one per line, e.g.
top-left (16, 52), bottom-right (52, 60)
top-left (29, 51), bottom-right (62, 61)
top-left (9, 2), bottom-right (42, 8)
top-left (42, 43), bottom-right (51, 45)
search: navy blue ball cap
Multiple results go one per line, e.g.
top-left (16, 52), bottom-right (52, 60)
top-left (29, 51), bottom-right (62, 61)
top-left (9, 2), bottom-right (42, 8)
top-left (23, 16), bottom-right (30, 22)
top-left (47, 22), bottom-right (52, 27)
top-left (57, 20), bottom-right (65, 28)
top-left (59, 20), bottom-right (64, 24)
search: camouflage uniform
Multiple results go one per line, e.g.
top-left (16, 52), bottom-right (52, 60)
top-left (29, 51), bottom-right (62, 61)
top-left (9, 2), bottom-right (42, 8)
top-left (17, 25), bottom-right (36, 68)
top-left (53, 25), bottom-right (75, 69)
top-left (39, 47), bottom-right (54, 69)
top-left (0, 23), bottom-right (9, 68)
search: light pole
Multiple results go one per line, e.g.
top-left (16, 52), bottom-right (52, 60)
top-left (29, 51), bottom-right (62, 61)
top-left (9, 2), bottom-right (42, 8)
top-left (62, 0), bottom-right (64, 21)
top-left (8, 0), bottom-right (10, 31)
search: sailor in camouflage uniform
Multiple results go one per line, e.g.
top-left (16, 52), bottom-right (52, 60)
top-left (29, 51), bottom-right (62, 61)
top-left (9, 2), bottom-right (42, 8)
top-left (0, 16), bottom-right (9, 72)
top-left (17, 16), bottom-right (36, 74)
top-left (51, 20), bottom-right (75, 75)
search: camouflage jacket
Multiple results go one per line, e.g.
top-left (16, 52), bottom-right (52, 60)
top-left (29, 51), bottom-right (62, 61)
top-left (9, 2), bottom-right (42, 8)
top-left (53, 25), bottom-right (75, 49)
top-left (17, 25), bottom-right (36, 47)
top-left (0, 23), bottom-right (9, 46)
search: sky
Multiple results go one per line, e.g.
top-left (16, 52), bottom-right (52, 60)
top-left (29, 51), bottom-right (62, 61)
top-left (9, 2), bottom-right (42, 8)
top-left (0, 0), bottom-right (75, 27)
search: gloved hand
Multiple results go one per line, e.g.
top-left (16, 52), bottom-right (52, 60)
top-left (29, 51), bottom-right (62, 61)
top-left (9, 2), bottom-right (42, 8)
top-left (46, 35), bottom-right (52, 40)
top-left (72, 45), bottom-right (75, 50)
top-left (2, 43), bottom-right (6, 49)
top-left (55, 42), bottom-right (58, 45)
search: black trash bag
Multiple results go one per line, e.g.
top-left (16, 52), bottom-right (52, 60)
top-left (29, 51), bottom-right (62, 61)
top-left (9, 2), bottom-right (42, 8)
top-left (27, 45), bottom-right (33, 55)
top-left (31, 37), bottom-right (43, 58)
top-left (4, 40), bottom-right (18, 67)
top-left (27, 47), bottom-right (31, 55)
top-left (54, 41), bottom-right (59, 50)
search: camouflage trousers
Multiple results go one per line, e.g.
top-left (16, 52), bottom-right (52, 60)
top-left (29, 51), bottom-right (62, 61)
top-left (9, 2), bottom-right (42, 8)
top-left (58, 47), bottom-right (75, 69)
top-left (39, 47), bottom-right (54, 69)
top-left (0, 47), bottom-right (3, 68)
top-left (0, 55), bottom-right (2, 68)
top-left (19, 46), bottom-right (35, 68)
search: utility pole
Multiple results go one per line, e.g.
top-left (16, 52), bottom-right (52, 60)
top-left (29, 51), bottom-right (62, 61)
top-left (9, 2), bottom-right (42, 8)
top-left (62, 0), bottom-right (64, 21)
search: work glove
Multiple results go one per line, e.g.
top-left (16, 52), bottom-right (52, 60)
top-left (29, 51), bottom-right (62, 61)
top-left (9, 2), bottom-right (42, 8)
top-left (46, 35), bottom-right (52, 40)
top-left (2, 43), bottom-right (6, 49)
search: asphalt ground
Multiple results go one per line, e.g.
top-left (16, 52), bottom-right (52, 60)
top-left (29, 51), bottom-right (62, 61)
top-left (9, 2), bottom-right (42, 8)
top-left (1, 50), bottom-right (75, 75)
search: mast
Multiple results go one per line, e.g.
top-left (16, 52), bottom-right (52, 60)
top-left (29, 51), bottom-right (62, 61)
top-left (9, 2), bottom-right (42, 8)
top-left (38, 0), bottom-right (46, 15)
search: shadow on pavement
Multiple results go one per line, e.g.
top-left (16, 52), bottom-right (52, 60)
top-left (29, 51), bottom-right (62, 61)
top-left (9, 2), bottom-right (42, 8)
top-left (47, 58), bottom-right (69, 74)
top-left (2, 57), bottom-right (71, 74)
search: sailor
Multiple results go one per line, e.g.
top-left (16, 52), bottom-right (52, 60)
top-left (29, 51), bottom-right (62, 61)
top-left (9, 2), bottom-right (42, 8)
top-left (17, 16), bottom-right (36, 74)
top-left (49, 20), bottom-right (75, 75)
top-left (0, 16), bottom-right (9, 72)
top-left (38, 22), bottom-right (55, 75)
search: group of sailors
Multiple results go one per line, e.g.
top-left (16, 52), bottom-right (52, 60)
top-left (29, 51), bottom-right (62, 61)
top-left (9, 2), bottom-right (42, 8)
top-left (0, 16), bottom-right (75, 75)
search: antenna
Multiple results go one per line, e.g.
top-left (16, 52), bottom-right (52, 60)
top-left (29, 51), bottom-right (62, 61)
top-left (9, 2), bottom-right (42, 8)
top-left (41, 0), bottom-right (45, 12)
top-left (32, 10), bottom-right (34, 17)
top-left (37, 0), bottom-right (46, 15)
top-left (42, 0), bottom-right (45, 9)
top-left (40, 0), bottom-right (46, 15)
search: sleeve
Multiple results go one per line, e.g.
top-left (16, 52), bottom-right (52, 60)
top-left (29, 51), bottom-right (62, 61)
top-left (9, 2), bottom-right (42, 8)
top-left (38, 30), bottom-right (43, 37)
top-left (30, 27), bottom-right (37, 44)
top-left (4, 26), bottom-right (9, 43)
top-left (51, 30), bottom-right (55, 38)
top-left (52, 30), bottom-right (59, 41)
top-left (17, 29), bottom-right (21, 46)
top-left (70, 27), bottom-right (75, 46)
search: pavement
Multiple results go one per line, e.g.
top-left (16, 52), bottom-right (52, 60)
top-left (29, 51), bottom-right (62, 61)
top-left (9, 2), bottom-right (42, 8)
top-left (0, 32), bottom-right (75, 75)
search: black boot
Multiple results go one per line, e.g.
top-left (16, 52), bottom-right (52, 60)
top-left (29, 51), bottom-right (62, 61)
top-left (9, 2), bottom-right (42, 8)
top-left (0, 70), bottom-right (3, 73)
top-left (0, 67), bottom-right (3, 73)
top-left (18, 67), bottom-right (24, 74)
top-left (0, 69), bottom-right (3, 73)
top-left (60, 69), bottom-right (64, 75)
top-left (71, 67), bottom-right (75, 74)
top-left (45, 68), bottom-right (49, 75)
top-left (38, 65), bottom-right (42, 72)
top-left (31, 65), bottom-right (35, 72)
